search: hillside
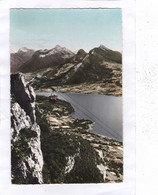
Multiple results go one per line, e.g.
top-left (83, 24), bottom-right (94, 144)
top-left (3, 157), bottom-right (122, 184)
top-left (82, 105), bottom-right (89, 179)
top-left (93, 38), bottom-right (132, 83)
top-left (67, 45), bottom-right (122, 84)
top-left (26, 45), bottom-right (122, 96)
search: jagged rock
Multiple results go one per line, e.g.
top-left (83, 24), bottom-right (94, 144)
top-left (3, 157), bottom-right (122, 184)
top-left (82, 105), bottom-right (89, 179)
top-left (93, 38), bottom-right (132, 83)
top-left (11, 73), bottom-right (43, 184)
top-left (97, 164), bottom-right (106, 181)
top-left (65, 152), bottom-right (80, 174)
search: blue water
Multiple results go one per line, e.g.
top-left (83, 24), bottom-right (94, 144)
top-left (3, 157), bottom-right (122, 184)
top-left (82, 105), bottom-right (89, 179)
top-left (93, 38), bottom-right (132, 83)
top-left (36, 92), bottom-right (122, 142)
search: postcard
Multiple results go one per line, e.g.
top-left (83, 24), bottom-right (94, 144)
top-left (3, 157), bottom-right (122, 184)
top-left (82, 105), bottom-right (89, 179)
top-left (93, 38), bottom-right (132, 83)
top-left (10, 8), bottom-right (123, 184)
top-left (0, 1), bottom-right (135, 194)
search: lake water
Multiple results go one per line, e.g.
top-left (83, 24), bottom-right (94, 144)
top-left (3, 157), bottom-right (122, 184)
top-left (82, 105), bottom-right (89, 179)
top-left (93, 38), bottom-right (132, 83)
top-left (36, 92), bottom-right (122, 142)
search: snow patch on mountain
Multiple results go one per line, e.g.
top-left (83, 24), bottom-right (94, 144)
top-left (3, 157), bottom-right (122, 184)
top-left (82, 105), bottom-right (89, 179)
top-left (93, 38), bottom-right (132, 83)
top-left (39, 45), bottom-right (74, 58)
top-left (18, 47), bottom-right (29, 52)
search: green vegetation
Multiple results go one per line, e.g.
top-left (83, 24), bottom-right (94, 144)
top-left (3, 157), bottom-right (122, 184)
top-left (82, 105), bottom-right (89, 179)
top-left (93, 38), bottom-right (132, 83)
top-left (65, 138), bottom-right (104, 183)
top-left (36, 96), bottom-right (104, 183)
top-left (90, 47), bottom-right (122, 64)
top-left (29, 46), bottom-right (122, 96)
top-left (67, 49), bottom-right (114, 84)
top-left (11, 93), bottom-right (123, 184)
top-left (36, 95), bottom-right (74, 116)
top-left (11, 128), bottom-right (37, 184)
top-left (107, 160), bottom-right (123, 177)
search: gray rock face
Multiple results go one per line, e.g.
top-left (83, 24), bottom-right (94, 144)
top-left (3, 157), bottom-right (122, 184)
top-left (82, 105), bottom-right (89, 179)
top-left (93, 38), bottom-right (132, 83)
top-left (11, 73), bottom-right (43, 184)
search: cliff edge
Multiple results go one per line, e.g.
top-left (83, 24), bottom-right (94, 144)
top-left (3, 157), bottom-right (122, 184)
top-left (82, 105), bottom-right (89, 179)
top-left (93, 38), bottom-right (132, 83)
top-left (11, 73), bottom-right (43, 184)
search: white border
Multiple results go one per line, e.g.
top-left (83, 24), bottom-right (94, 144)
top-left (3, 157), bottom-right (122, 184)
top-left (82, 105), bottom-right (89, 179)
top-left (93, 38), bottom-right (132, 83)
top-left (0, 1), bottom-right (135, 194)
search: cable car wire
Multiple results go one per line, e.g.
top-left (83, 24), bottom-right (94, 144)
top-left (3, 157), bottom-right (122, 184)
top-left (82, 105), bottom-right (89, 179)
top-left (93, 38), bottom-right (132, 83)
top-left (59, 92), bottom-right (121, 140)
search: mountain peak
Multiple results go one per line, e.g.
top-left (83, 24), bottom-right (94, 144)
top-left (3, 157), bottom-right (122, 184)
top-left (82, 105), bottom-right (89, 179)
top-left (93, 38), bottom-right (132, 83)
top-left (18, 47), bottom-right (29, 53)
top-left (99, 44), bottom-right (110, 51)
top-left (54, 44), bottom-right (62, 49)
top-left (53, 45), bottom-right (74, 55)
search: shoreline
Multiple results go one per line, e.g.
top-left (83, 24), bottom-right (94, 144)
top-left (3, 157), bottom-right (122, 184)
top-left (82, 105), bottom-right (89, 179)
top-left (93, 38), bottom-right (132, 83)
top-left (36, 92), bottom-right (122, 142)
top-left (36, 95), bottom-right (123, 183)
top-left (35, 85), bottom-right (122, 97)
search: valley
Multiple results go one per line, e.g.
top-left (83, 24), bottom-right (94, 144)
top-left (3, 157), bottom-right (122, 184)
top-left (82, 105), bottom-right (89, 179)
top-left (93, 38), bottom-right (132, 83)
top-left (11, 44), bottom-right (122, 96)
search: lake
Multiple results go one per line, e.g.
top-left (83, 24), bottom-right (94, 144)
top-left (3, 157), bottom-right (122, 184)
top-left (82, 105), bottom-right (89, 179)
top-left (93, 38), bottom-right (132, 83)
top-left (36, 92), bottom-right (122, 142)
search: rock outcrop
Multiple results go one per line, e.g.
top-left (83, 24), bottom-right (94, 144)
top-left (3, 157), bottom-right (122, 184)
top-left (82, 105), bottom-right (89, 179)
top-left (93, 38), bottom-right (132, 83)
top-left (11, 73), bottom-right (43, 184)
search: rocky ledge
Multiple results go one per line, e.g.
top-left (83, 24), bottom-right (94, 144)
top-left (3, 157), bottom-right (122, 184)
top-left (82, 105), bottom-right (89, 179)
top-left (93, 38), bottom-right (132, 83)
top-left (11, 73), bottom-right (43, 184)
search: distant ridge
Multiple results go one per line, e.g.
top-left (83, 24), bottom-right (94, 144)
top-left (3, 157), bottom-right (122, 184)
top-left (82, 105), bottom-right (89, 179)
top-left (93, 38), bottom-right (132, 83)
top-left (18, 45), bottom-right (75, 73)
top-left (11, 44), bottom-right (121, 74)
top-left (66, 44), bottom-right (122, 84)
top-left (11, 47), bottom-right (35, 73)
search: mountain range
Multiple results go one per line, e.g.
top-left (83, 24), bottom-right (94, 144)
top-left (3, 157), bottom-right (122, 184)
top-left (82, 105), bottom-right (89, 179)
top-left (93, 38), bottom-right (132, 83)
top-left (10, 45), bottom-right (122, 95)
top-left (18, 45), bottom-right (75, 73)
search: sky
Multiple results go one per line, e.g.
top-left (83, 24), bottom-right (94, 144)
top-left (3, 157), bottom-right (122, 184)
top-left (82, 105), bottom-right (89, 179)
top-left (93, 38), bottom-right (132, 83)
top-left (10, 9), bottom-right (122, 53)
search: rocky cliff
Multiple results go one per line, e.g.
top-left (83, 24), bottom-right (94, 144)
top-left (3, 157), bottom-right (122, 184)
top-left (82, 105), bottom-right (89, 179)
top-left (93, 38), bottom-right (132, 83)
top-left (11, 73), bottom-right (43, 184)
